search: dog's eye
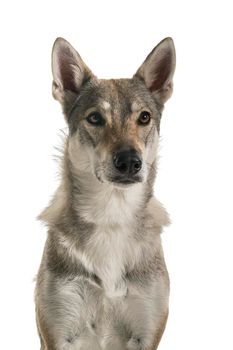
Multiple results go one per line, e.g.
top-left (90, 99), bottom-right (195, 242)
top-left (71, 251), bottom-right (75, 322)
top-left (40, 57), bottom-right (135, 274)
top-left (137, 111), bottom-right (151, 126)
top-left (86, 112), bottom-right (106, 126)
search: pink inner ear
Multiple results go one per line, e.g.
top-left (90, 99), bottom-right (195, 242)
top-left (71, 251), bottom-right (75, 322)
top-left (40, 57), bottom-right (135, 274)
top-left (149, 53), bottom-right (173, 92)
top-left (58, 53), bottom-right (79, 93)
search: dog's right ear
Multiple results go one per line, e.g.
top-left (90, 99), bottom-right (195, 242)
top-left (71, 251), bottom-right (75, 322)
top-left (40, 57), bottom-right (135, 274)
top-left (52, 37), bottom-right (94, 105)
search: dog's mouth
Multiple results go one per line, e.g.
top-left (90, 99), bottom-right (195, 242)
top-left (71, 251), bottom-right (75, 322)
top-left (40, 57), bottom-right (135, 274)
top-left (96, 173), bottom-right (143, 188)
top-left (109, 175), bottom-right (142, 185)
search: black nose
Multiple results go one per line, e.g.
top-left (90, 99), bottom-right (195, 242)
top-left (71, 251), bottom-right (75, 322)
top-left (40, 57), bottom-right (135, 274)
top-left (113, 149), bottom-right (142, 175)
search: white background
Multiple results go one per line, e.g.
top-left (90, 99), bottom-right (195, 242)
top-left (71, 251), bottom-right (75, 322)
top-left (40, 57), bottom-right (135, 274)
top-left (0, 1), bottom-right (233, 349)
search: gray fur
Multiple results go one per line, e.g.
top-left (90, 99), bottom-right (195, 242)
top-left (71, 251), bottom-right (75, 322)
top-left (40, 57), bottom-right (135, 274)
top-left (35, 37), bottom-right (176, 350)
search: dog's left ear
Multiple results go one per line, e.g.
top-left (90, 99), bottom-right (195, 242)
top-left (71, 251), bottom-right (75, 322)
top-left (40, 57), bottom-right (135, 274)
top-left (134, 37), bottom-right (176, 105)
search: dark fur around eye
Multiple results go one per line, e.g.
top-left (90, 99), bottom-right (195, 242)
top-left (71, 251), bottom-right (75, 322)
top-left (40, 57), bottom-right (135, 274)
top-left (137, 111), bottom-right (151, 126)
top-left (86, 112), bottom-right (106, 126)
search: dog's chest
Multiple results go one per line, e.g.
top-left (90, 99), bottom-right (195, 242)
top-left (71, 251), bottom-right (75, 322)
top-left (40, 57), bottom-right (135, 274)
top-left (78, 224), bottom-right (140, 297)
top-left (73, 184), bottom-right (144, 296)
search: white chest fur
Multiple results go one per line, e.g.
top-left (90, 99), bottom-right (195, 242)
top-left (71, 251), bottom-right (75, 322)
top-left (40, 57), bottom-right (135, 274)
top-left (78, 224), bottom-right (141, 297)
top-left (64, 182), bottom-right (146, 297)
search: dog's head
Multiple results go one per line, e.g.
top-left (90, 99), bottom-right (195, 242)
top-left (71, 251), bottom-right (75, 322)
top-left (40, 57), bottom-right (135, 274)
top-left (52, 37), bottom-right (175, 187)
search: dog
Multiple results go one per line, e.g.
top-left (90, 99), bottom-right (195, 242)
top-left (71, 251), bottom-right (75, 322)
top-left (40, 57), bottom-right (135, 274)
top-left (35, 36), bottom-right (176, 350)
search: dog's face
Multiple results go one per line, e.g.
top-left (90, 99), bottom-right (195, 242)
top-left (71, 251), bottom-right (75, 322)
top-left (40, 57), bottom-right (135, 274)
top-left (63, 78), bottom-right (161, 186)
top-left (52, 38), bottom-right (175, 186)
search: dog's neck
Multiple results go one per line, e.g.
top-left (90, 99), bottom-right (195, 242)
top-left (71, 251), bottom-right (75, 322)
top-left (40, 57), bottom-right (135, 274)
top-left (69, 162), bottom-right (150, 227)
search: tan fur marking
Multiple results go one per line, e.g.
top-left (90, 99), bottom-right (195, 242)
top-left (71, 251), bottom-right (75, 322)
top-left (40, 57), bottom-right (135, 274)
top-left (105, 113), bottom-right (113, 128)
top-left (123, 117), bottom-right (145, 153)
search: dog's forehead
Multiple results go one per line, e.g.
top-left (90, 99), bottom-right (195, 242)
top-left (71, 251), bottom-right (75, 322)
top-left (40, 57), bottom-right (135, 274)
top-left (96, 78), bottom-right (153, 114)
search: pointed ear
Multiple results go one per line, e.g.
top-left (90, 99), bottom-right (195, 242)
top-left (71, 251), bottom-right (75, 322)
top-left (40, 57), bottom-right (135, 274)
top-left (52, 37), bottom-right (94, 104)
top-left (134, 37), bottom-right (176, 105)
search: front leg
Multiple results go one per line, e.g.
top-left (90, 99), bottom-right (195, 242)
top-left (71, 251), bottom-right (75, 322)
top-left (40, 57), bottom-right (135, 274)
top-left (123, 269), bottom-right (169, 350)
top-left (124, 309), bottom-right (168, 350)
top-left (35, 271), bottom-right (104, 350)
top-left (36, 305), bottom-right (57, 350)
top-left (147, 310), bottom-right (168, 350)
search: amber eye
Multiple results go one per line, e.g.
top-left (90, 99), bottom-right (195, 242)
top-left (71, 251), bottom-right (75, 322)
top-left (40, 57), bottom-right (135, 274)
top-left (86, 112), bottom-right (105, 126)
top-left (137, 111), bottom-right (151, 126)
